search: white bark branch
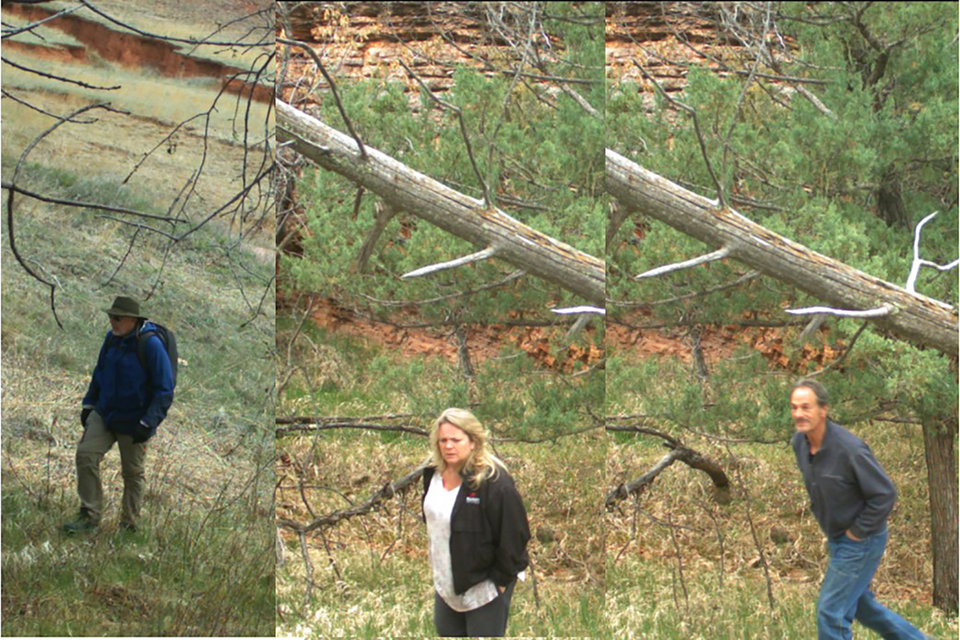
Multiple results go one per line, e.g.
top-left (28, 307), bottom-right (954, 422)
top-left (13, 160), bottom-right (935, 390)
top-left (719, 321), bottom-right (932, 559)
top-left (635, 247), bottom-right (730, 280)
top-left (552, 306), bottom-right (605, 315)
top-left (786, 305), bottom-right (893, 318)
top-left (906, 211), bottom-right (960, 294)
top-left (794, 84), bottom-right (836, 119)
top-left (559, 84), bottom-right (600, 118)
top-left (278, 101), bottom-right (604, 304)
top-left (606, 149), bottom-right (958, 356)
top-left (401, 247), bottom-right (498, 280)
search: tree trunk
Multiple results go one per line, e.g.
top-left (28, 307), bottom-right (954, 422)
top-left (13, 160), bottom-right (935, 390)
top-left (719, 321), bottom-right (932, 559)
top-left (605, 200), bottom-right (633, 252)
top-left (352, 200), bottom-right (397, 274)
top-left (877, 165), bottom-right (910, 229)
top-left (923, 412), bottom-right (959, 613)
top-left (278, 100), bottom-right (605, 304)
top-left (605, 149), bottom-right (958, 356)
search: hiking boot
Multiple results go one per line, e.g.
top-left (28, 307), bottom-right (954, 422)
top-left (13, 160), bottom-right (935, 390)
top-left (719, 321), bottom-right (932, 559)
top-left (63, 516), bottom-right (97, 534)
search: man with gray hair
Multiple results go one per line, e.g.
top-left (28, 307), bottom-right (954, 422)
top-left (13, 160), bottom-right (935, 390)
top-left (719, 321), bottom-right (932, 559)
top-left (790, 379), bottom-right (924, 639)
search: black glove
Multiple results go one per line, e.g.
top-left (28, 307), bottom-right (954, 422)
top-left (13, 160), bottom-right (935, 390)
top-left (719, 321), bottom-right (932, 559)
top-left (132, 422), bottom-right (153, 444)
top-left (81, 408), bottom-right (92, 428)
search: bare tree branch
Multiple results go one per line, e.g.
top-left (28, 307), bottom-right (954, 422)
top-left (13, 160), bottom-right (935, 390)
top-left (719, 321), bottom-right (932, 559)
top-left (785, 304), bottom-right (893, 318)
top-left (2, 55), bottom-right (121, 90)
top-left (608, 270), bottom-right (760, 309)
top-left (808, 320), bottom-right (869, 377)
top-left (631, 59), bottom-right (725, 207)
top-left (278, 465), bottom-right (426, 534)
top-left (5, 102), bottom-right (120, 328)
top-left (397, 57), bottom-right (491, 207)
top-left (276, 423), bottom-right (429, 438)
top-left (606, 426), bottom-right (730, 508)
top-left (0, 182), bottom-right (181, 222)
top-left (276, 36), bottom-right (367, 160)
top-left (635, 247), bottom-right (730, 280)
top-left (906, 211), bottom-right (960, 293)
top-left (358, 269), bottom-right (525, 307)
top-left (1, 88), bottom-right (97, 123)
top-left (401, 247), bottom-right (499, 280)
top-left (279, 101), bottom-right (605, 304)
top-left (1, 3), bottom-right (82, 39)
top-left (606, 150), bottom-right (958, 355)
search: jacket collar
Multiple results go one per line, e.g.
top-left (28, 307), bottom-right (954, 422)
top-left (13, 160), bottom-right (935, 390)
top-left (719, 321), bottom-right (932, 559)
top-left (819, 420), bottom-right (837, 452)
top-left (801, 419), bottom-right (834, 456)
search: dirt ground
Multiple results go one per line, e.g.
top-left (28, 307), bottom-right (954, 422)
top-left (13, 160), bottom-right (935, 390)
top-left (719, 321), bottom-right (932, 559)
top-left (299, 297), bottom-right (603, 373)
top-left (299, 296), bottom-right (836, 376)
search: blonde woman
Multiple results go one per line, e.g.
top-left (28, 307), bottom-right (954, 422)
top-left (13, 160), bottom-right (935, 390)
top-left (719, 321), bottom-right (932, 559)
top-left (421, 408), bottom-right (531, 637)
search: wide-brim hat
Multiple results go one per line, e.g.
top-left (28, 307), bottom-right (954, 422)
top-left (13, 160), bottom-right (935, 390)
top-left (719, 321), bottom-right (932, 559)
top-left (103, 296), bottom-right (147, 319)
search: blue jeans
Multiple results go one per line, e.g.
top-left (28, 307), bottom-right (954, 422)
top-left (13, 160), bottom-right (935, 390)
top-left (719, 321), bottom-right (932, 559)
top-left (818, 526), bottom-right (925, 640)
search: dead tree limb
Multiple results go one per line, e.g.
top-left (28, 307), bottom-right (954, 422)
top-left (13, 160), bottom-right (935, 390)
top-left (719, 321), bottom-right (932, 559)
top-left (278, 465), bottom-right (426, 534)
top-left (397, 57), bottom-right (491, 207)
top-left (277, 100), bottom-right (605, 304)
top-left (276, 36), bottom-right (366, 159)
top-left (605, 150), bottom-right (959, 356)
top-left (606, 425), bottom-right (731, 508)
top-left (359, 269), bottom-right (525, 306)
top-left (724, 442), bottom-right (776, 611)
top-left (277, 414), bottom-right (416, 424)
top-left (605, 450), bottom-right (681, 509)
top-left (276, 423), bottom-right (429, 438)
top-left (608, 269), bottom-right (760, 309)
top-left (276, 418), bottom-right (599, 444)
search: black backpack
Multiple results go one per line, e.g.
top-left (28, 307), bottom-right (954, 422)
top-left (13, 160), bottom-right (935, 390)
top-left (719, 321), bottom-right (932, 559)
top-left (137, 324), bottom-right (178, 388)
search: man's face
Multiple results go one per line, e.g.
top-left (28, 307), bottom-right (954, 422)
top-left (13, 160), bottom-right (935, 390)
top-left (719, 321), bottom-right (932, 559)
top-left (109, 314), bottom-right (137, 337)
top-left (790, 386), bottom-right (827, 437)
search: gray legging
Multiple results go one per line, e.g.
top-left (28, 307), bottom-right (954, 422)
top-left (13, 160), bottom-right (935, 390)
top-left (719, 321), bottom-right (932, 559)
top-left (433, 580), bottom-right (516, 638)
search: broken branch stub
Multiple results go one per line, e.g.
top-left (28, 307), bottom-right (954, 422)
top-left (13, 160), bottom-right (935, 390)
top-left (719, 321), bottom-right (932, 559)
top-left (786, 305), bottom-right (893, 318)
top-left (606, 149), bottom-right (958, 356)
top-left (401, 247), bottom-right (498, 280)
top-left (635, 247), bottom-right (730, 279)
top-left (278, 100), bottom-right (604, 305)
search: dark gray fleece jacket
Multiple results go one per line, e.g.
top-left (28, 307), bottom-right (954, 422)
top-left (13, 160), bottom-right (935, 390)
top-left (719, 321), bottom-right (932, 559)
top-left (792, 420), bottom-right (896, 539)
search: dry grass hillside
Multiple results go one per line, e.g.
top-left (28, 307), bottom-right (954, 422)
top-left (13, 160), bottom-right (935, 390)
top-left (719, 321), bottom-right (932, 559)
top-left (1, 1), bottom-right (275, 635)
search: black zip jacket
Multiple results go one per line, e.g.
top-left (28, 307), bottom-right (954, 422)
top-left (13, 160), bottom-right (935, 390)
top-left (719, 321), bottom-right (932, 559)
top-left (422, 465), bottom-right (531, 595)
top-left (792, 420), bottom-right (896, 539)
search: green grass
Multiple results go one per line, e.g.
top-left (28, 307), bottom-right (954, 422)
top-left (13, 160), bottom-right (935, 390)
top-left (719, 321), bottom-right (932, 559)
top-left (2, 55), bottom-right (271, 145)
top-left (604, 413), bottom-right (958, 639)
top-left (1, 160), bottom-right (274, 635)
top-left (277, 309), bottom-right (604, 439)
top-left (2, 482), bottom-right (273, 636)
top-left (277, 426), bottom-right (605, 637)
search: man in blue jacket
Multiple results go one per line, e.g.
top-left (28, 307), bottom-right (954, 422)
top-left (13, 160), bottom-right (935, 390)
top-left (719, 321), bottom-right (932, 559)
top-left (790, 379), bottom-right (924, 640)
top-left (64, 296), bottom-right (174, 533)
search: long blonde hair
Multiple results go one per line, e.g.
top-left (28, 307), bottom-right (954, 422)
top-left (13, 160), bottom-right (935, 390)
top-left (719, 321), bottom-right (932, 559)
top-left (429, 408), bottom-right (505, 488)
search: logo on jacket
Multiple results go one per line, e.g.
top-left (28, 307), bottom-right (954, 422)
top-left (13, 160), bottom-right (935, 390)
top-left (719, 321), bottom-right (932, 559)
top-left (466, 492), bottom-right (480, 504)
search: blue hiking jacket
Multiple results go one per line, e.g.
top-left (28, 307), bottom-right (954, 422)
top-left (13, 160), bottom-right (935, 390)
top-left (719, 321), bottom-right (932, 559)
top-left (82, 321), bottom-right (175, 437)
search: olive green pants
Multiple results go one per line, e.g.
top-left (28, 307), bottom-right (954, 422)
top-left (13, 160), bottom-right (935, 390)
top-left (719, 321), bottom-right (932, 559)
top-left (75, 410), bottom-right (147, 527)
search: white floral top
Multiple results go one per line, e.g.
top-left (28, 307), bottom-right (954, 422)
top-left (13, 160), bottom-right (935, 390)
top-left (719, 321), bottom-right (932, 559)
top-left (424, 472), bottom-right (498, 612)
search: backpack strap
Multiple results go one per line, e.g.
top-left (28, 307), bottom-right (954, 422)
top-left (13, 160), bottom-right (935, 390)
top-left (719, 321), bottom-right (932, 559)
top-left (137, 330), bottom-right (158, 378)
